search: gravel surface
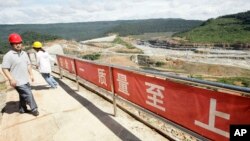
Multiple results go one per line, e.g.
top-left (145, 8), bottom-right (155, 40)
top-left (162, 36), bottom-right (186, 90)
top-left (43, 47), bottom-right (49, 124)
top-left (134, 44), bottom-right (250, 70)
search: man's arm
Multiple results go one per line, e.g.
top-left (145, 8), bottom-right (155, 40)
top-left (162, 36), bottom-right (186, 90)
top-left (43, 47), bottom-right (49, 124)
top-left (26, 52), bottom-right (34, 82)
top-left (2, 68), bottom-right (16, 87)
top-left (36, 53), bottom-right (40, 69)
top-left (28, 64), bottom-right (34, 82)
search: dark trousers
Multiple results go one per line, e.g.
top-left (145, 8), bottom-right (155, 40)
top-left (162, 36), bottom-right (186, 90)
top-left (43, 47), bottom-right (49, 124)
top-left (15, 83), bottom-right (38, 112)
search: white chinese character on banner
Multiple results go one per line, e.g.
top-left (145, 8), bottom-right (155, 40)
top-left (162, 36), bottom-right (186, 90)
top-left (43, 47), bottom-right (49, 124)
top-left (117, 73), bottom-right (129, 95)
top-left (145, 82), bottom-right (165, 111)
top-left (98, 69), bottom-right (107, 86)
top-left (71, 61), bottom-right (75, 72)
top-left (194, 98), bottom-right (230, 138)
top-left (79, 68), bottom-right (84, 72)
top-left (65, 60), bottom-right (69, 69)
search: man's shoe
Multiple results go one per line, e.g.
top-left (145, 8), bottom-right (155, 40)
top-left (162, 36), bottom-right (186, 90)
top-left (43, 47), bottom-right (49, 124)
top-left (49, 86), bottom-right (57, 89)
top-left (19, 109), bottom-right (31, 114)
top-left (19, 111), bottom-right (25, 114)
top-left (31, 110), bottom-right (39, 116)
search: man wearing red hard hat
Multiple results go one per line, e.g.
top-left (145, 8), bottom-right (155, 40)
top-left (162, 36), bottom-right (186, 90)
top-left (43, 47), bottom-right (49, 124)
top-left (1, 33), bottom-right (39, 116)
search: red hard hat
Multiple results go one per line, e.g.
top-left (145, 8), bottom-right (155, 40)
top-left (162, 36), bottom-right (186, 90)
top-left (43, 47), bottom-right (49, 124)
top-left (8, 33), bottom-right (22, 43)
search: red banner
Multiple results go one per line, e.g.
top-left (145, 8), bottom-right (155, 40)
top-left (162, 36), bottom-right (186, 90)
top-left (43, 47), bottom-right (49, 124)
top-left (57, 55), bottom-right (76, 74)
top-left (112, 68), bottom-right (250, 141)
top-left (75, 59), bottom-right (111, 91)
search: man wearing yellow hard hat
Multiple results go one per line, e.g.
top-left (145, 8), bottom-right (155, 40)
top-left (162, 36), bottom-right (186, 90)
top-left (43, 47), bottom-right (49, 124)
top-left (32, 41), bottom-right (58, 89)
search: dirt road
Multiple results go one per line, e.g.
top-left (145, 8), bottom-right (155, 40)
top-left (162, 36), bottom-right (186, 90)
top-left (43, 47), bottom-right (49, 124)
top-left (0, 69), bottom-right (168, 141)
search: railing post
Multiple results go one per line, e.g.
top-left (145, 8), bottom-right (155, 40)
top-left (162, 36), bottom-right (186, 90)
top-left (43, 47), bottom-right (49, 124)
top-left (109, 66), bottom-right (117, 117)
top-left (60, 68), bottom-right (63, 79)
top-left (74, 59), bottom-right (79, 91)
top-left (56, 55), bottom-right (63, 79)
top-left (76, 76), bottom-right (80, 91)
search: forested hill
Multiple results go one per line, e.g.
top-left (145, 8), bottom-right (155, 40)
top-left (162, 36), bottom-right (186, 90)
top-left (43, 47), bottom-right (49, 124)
top-left (0, 18), bottom-right (202, 42)
top-left (174, 11), bottom-right (250, 45)
top-left (104, 19), bottom-right (202, 36)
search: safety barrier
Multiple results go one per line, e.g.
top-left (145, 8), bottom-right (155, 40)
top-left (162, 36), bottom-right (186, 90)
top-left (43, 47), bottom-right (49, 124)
top-left (56, 54), bottom-right (250, 141)
top-left (32, 53), bottom-right (250, 141)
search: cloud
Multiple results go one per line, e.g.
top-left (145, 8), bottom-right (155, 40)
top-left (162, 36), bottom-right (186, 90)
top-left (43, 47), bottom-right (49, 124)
top-left (0, 0), bottom-right (249, 24)
top-left (0, 0), bottom-right (20, 7)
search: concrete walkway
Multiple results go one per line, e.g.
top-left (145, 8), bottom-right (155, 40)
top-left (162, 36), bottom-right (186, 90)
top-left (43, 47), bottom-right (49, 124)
top-left (0, 70), bottom-right (167, 141)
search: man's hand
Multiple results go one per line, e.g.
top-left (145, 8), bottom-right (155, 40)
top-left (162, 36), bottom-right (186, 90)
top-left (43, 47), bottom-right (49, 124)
top-left (30, 75), bottom-right (34, 82)
top-left (28, 64), bottom-right (34, 82)
top-left (2, 68), bottom-right (16, 87)
top-left (9, 79), bottom-right (17, 87)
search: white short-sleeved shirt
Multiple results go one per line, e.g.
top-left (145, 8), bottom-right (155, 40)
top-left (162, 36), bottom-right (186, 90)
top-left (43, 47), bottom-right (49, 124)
top-left (36, 51), bottom-right (52, 73)
top-left (2, 50), bottom-right (31, 86)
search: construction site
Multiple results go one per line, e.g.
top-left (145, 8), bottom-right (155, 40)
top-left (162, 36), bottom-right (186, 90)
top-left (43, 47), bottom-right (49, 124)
top-left (58, 35), bottom-right (250, 86)
top-left (0, 35), bottom-right (250, 141)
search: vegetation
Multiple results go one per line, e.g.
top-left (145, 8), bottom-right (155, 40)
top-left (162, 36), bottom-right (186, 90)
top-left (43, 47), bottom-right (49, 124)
top-left (0, 31), bottom-right (61, 54)
top-left (113, 37), bottom-right (135, 49)
top-left (131, 32), bottom-right (174, 40)
top-left (155, 61), bottom-right (165, 67)
top-left (21, 31), bottom-right (61, 46)
top-left (105, 19), bottom-right (202, 36)
top-left (187, 75), bottom-right (250, 87)
top-left (0, 41), bottom-right (10, 54)
top-left (116, 50), bottom-right (143, 54)
top-left (217, 77), bottom-right (250, 87)
top-left (81, 53), bottom-right (101, 60)
top-left (174, 11), bottom-right (250, 44)
top-left (0, 19), bottom-right (202, 52)
top-left (188, 74), bottom-right (203, 80)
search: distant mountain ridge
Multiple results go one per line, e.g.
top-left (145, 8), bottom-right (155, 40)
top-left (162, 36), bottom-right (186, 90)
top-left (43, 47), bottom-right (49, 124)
top-left (0, 18), bottom-right (202, 54)
top-left (0, 18), bottom-right (202, 41)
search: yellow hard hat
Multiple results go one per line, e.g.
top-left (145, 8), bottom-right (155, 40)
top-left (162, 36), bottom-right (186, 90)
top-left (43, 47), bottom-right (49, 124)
top-left (32, 41), bottom-right (42, 48)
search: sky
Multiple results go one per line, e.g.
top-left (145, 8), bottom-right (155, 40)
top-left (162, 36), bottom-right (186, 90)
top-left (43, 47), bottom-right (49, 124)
top-left (0, 0), bottom-right (249, 24)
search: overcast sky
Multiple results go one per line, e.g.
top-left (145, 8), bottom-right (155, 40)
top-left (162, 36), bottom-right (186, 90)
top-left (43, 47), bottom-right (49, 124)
top-left (0, 0), bottom-right (249, 24)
